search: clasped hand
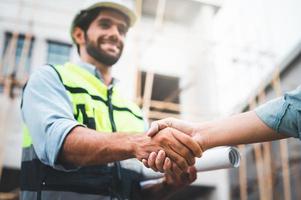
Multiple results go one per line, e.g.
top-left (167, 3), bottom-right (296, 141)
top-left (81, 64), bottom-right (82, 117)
top-left (139, 118), bottom-right (203, 186)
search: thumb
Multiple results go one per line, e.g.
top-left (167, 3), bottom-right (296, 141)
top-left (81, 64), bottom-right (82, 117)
top-left (147, 120), bottom-right (168, 137)
top-left (146, 122), bottom-right (159, 137)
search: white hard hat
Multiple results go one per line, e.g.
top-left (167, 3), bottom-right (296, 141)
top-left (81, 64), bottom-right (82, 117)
top-left (71, 0), bottom-right (137, 44)
top-left (80, 0), bottom-right (137, 26)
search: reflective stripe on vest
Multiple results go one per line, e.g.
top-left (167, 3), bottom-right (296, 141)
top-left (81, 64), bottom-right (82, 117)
top-left (21, 63), bottom-right (145, 199)
top-left (55, 62), bottom-right (144, 133)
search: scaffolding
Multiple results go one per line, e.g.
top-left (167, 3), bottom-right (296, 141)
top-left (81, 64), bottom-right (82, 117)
top-left (0, 0), bottom-right (300, 200)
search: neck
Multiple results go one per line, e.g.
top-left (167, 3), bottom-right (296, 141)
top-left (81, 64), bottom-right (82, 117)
top-left (80, 50), bottom-right (112, 86)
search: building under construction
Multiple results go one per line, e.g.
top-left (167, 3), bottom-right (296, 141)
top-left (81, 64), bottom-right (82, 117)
top-left (0, 0), bottom-right (301, 199)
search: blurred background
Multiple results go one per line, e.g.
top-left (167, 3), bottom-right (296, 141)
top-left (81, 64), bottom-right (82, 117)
top-left (0, 0), bottom-right (301, 199)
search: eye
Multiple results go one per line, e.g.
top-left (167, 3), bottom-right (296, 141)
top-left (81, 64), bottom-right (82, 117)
top-left (99, 20), bottom-right (111, 29)
top-left (118, 25), bottom-right (128, 36)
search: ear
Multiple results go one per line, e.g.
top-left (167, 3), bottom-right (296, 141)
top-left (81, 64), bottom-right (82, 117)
top-left (72, 27), bottom-right (86, 46)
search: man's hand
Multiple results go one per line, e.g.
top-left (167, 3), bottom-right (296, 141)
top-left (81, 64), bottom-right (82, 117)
top-left (163, 166), bottom-right (197, 188)
top-left (133, 127), bottom-right (202, 171)
top-left (142, 150), bottom-right (172, 173)
top-left (148, 117), bottom-right (206, 155)
top-left (142, 118), bottom-right (209, 173)
top-left (140, 165), bottom-right (197, 199)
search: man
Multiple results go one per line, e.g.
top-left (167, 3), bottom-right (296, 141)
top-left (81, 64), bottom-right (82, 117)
top-left (144, 86), bottom-right (301, 172)
top-left (20, 0), bottom-right (202, 199)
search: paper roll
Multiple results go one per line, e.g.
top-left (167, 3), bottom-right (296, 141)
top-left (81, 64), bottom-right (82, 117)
top-left (120, 146), bottom-right (240, 180)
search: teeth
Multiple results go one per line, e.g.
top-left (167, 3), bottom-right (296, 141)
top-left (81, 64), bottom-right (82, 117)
top-left (106, 43), bottom-right (118, 48)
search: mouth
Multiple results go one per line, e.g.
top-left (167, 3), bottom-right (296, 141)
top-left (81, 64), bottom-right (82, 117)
top-left (101, 42), bottom-right (121, 54)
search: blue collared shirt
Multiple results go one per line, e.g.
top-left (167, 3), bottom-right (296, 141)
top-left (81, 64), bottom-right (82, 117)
top-left (255, 86), bottom-right (301, 139)
top-left (21, 61), bottom-right (117, 170)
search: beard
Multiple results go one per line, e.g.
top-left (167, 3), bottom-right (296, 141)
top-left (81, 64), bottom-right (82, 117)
top-left (85, 34), bottom-right (123, 66)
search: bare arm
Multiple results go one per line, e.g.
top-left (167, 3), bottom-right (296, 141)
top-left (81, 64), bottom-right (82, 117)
top-left (148, 111), bottom-right (289, 152)
top-left (195, 111), bottom-right (289, 151)
top-left (59, 126), bottom-right (139, 166)
top-left (145, 111), bottom-right (289, 172)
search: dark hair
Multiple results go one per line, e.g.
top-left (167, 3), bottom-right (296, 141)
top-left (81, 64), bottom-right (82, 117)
top-left (72, 7), bottom-right (130, 55)
top-left (72, 7), bottom-right (102, 55)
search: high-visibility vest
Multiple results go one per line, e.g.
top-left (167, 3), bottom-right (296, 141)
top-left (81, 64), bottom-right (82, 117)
top-left (21, 62), bottom-right (145, 200)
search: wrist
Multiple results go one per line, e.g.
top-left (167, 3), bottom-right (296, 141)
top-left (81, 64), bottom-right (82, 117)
top-left (128, 134), bottom-right (151, 159)
top-left (193, 122), bottom-right (212, 152)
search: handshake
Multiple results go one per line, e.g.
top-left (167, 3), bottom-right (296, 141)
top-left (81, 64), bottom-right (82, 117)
top-left (132, 118), bottom-right (205, 186)
top-left (131, 117), bottom-right (241, 186)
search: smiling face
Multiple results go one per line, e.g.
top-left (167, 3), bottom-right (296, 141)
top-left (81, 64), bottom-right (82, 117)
top-left (78, 8), bottom-right (129, 67)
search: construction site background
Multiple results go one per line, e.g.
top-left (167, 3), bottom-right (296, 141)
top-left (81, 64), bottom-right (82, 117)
top-left (0, 0), bottom-right (301, 199)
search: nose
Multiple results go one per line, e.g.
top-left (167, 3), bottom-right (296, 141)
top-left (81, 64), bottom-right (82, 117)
top-left (108, 25), bottom-right (121, 42)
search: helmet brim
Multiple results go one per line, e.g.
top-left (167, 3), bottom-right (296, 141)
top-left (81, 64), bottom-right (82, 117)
top-left (86, 2), bottom-right (137, 27)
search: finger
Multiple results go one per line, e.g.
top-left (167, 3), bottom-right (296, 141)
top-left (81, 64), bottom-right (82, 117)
top-left (157, 128), bottom-right (194, 167)
top-left (172, 162), bottom-right (184, 176)
top-left (163, 157), bottom-right (172, 171)
top-left (172, 164), bottom-right (184, 184)
top-left (169, 144), bottom-right (195, 167)
top-left (166, 135), bottom-right (195, 167)
top-left (155, 150), bottom-right (166, 172)
top-left (142, 159), bottom-right (149, 168)
top-left (187, 167), bottom-right (197, 182)
top-left (164, 118), bottom-right (195, 136)
top-left (147, 120), bottom-right (170, 137)
top-left (148, 152), bottom-right (158, 172)
top-left (164, 147), bottom-right (189, 171)
top-left (172, 129), bottom-right (203, 158)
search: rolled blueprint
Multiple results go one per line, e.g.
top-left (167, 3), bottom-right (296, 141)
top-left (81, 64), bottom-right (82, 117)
top-left (120, 146), bottom-right (240, 180)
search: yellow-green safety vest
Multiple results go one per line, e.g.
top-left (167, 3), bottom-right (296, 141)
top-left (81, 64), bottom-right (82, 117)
top-left (21, 63), bottom-right (145, 200)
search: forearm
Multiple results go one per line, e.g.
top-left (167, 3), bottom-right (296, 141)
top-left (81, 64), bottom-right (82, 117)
top-left (59, 126), bottom-right (143, 166)
top-left (196, 111), bottom-right (289, 151)
top-left (59, 126), bottom-right (201, 171)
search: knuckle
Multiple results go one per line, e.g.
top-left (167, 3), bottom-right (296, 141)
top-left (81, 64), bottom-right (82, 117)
top-left (163, 127), bottom-right (173, 134)
top-left (177, 158), bottom-right (187, 169)
top-left (166, 120), bottom-right (173, 127)
top-left (182, 148), bottom-right (190, 157)
top-left (188, 158), bottom-right (195, 166)
top-left (157, 135), bottom-right (167, 144)
top-left (165, 117), bottom-right (173, 122)
top-left (159, 134), bottom-right (171, 143)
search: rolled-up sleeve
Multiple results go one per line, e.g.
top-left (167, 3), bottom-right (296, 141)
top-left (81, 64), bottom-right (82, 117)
top-left (21, 66), bottom-right (82, 170)
top-left (255, 86), bottom-right (301, 139)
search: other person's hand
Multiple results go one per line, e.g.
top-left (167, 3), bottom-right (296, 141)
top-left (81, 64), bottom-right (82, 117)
top-left (135, 127), bottom-right (202, 171)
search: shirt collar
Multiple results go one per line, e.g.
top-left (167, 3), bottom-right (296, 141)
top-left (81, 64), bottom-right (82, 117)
top-left (75, 60), bottom-right (118, 86)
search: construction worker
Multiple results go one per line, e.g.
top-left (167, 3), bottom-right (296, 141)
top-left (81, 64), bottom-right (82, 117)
top-left (20, 0), bottom-right (202, 199)
top-left (144, 86), bottom-right (301, 172)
